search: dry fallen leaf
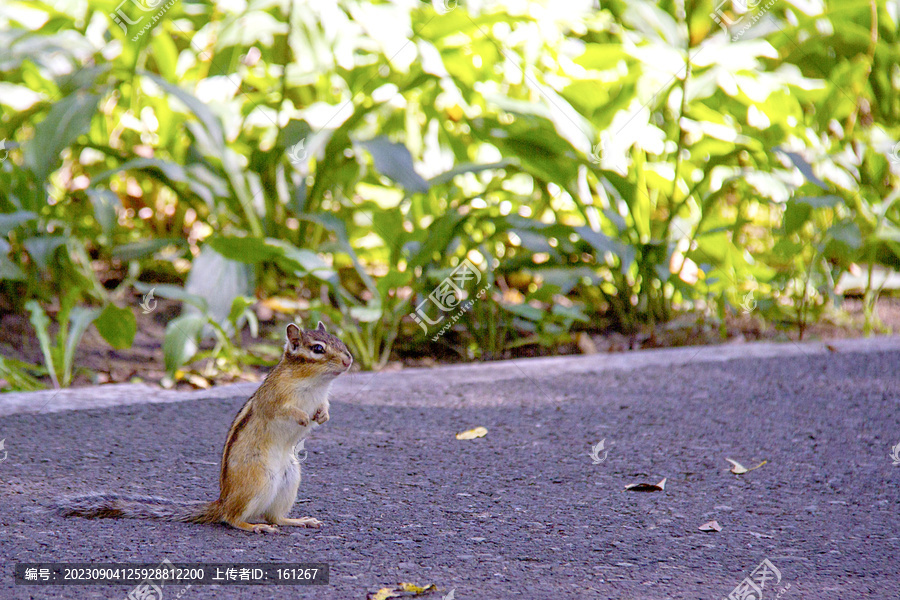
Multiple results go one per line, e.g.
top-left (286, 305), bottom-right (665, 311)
top-left (699, 520), bottom-right (722, 532)
top-left (726, 458), bottom-right (767, 474)
top-left (184, 373), bottom-right (211, 389)
top-left (367, 583), bottom-right (438, 600)
top-left (576, 332), bottom-right (598, 354)
top-left (624, 477), bottom-right (667, 492)
top-left (456, 427), bottom-right (488, 440)
top-left (259, 296), bottom-right (310, 313)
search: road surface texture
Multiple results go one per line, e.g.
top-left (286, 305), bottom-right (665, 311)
top-left (1, 337), bottom-right (899, 599)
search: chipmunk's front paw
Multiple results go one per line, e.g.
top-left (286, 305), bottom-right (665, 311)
top-left (251, 524), bottom-right (279, 534)
top-left (312, 406), bottom-right (329, 424)
top-left (296, 410), bottom-right (311, 427)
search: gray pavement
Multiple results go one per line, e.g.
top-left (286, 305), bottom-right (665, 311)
top-left (1, 337), bottom-right (899, 599)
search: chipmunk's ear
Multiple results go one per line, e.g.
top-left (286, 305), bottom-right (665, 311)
top-left (286, 323), bottom-right (302, 351)
top-left (316, 321), bottom-right (327, 332)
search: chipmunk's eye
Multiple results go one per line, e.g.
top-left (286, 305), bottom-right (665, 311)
top-left (311, 343), bottom-right (326, 355)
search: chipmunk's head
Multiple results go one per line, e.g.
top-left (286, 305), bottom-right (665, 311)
top-left (283, 321), bottom-right (352, 378)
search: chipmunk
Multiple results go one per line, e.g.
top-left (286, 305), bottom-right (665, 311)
top-left (55, 321), bottom-right (352, 533)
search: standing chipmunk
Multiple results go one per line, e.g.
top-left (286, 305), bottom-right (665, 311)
top-left (56, 322), bottom-right (352, 533)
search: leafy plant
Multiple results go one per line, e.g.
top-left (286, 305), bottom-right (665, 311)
top-left (1, 0), bottom-right (898, 390)
top-left (25, 299), bottom-right (97, 389)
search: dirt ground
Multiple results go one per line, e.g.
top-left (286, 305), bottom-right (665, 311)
top-left (1, 294), bottom-right (898, 392)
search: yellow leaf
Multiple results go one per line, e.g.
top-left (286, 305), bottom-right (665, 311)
top-left (185, 373), bottom-right (210, 389)
top-left (456, 427), bottom-right (488, 440)
top-left (259, 296), bottom-right (310, 313)
top-left (367, 583), bottom-right (438, 600)
top-left (399, 583), bottom-right (437, 593)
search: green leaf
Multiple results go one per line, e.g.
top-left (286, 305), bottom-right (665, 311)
top-left (783, 201), bottom-right (813, 235)
top-left (501, 302), bottom-right (545, 321)
top-left (63, 306), bottom-right (99, 385)
top-left (427, 159), bottom-right (517, 187)
top-left (163, 314), bottom-right (206, 375)
top-left (279, 119), bottom-right (312, 149)
top-left (0, 255), bottom-right (26, 281)
top-left (551, 303), bottom-right (590, 323)
top-left (206, 236), bottom-right (335, 280)
top-left (184, 246), bottom-right (254, 324)
top-left (778, 150), bottom-right (828, 190)
top-left (226, 296), bottom-right (257, 339)
top-left (828, 221), bottom-right (862, 249)
top-left (408, 210), bottom-right (467, 269)
top-left (575, 44), bottom-right (629, 70)
top-left (133, 283), bottom-right (208, 312)
top-left (349, 304), bottom-right (383, 323)
top-left (0, 211), bottom-right (38, 236)
top-left (794, 195), bottom-right (843, 208)
top-left (142, 72), bottom-right (225, 147)
top-left (95, 304), bottom-right (136, 350)
top-left (87, 189), bottom-right (120, 235)
top-left (25, 92), bottom-right (100, 182)
top-left (0, 355), bottom-right (45, 391)
top-left (226, 296), bottom-right (252, 326)
top-left (23, 236), bottom-right (66, 269)
top-left (207, 236), bottom-right (282, 262)
top-left (359, 137), bottom-right (430, 194)
top-left (25, 300), bottom-right (58, 388)
top-left (111, 238), bottom-right (184, 261)
top-left (297, 213), bottom-right (374, 291)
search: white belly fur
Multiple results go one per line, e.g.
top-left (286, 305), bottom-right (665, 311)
top-left (242, 446), bottom-right (301, 521)
top-left (245, 378), bottom-right (333, 521)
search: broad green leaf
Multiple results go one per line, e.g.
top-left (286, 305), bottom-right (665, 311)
top-left (207, 236), bottom-right (335, 279)
top-left (133, 283), bottom-right (208, 312)
top-left (184, 247), bottom-right (254, 324)
top-left (783, 201), bottom-right (812, 235)
top-left (427, 159), bottom-right (517, 187)
top-left (359, 137), bottom-right (430, 194)
top-left (112, 239), bottom-right (185, 261)
top-left (142, 72), bottom-right (225, 147)
top-left (95, 304), bottom-right (136, 350)
top-left (23, 236), bottom-right (66, 269)
top-left (87, 189), bottom-right (120, 235)
top-left (501, 302), bottom-right (545, 321)
top-left (207, 236), bottom-right (283, 263)
top-left (163, 314), bottom-right (206, 375)
top-left (0, 211), bottom-right (37, 236)
top-left (25, 92), bottom-right (100, 181)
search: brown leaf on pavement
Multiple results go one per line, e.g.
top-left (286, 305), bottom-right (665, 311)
top-left (624, 477), bottom-right (666, 492)
top-left (699, 520), bottom-right (722, 532)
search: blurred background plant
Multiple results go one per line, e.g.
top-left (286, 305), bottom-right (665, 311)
top-left (0, 0), bottom-right (898, 390)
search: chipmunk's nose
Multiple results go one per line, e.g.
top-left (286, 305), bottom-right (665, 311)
top-left (342, 353), bottom-right (353, 368)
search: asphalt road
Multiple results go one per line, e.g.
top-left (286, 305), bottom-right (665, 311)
top-left (1, 338), bottom-right (899, 599)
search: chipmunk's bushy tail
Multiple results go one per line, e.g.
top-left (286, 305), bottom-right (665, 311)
top-left (54, 493), bottom-right (223, 524)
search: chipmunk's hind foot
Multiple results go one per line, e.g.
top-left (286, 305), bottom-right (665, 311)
top-left (227, 520), bottom-right (279, 533)
top-left (274, 516), bottom-right (322, 528)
